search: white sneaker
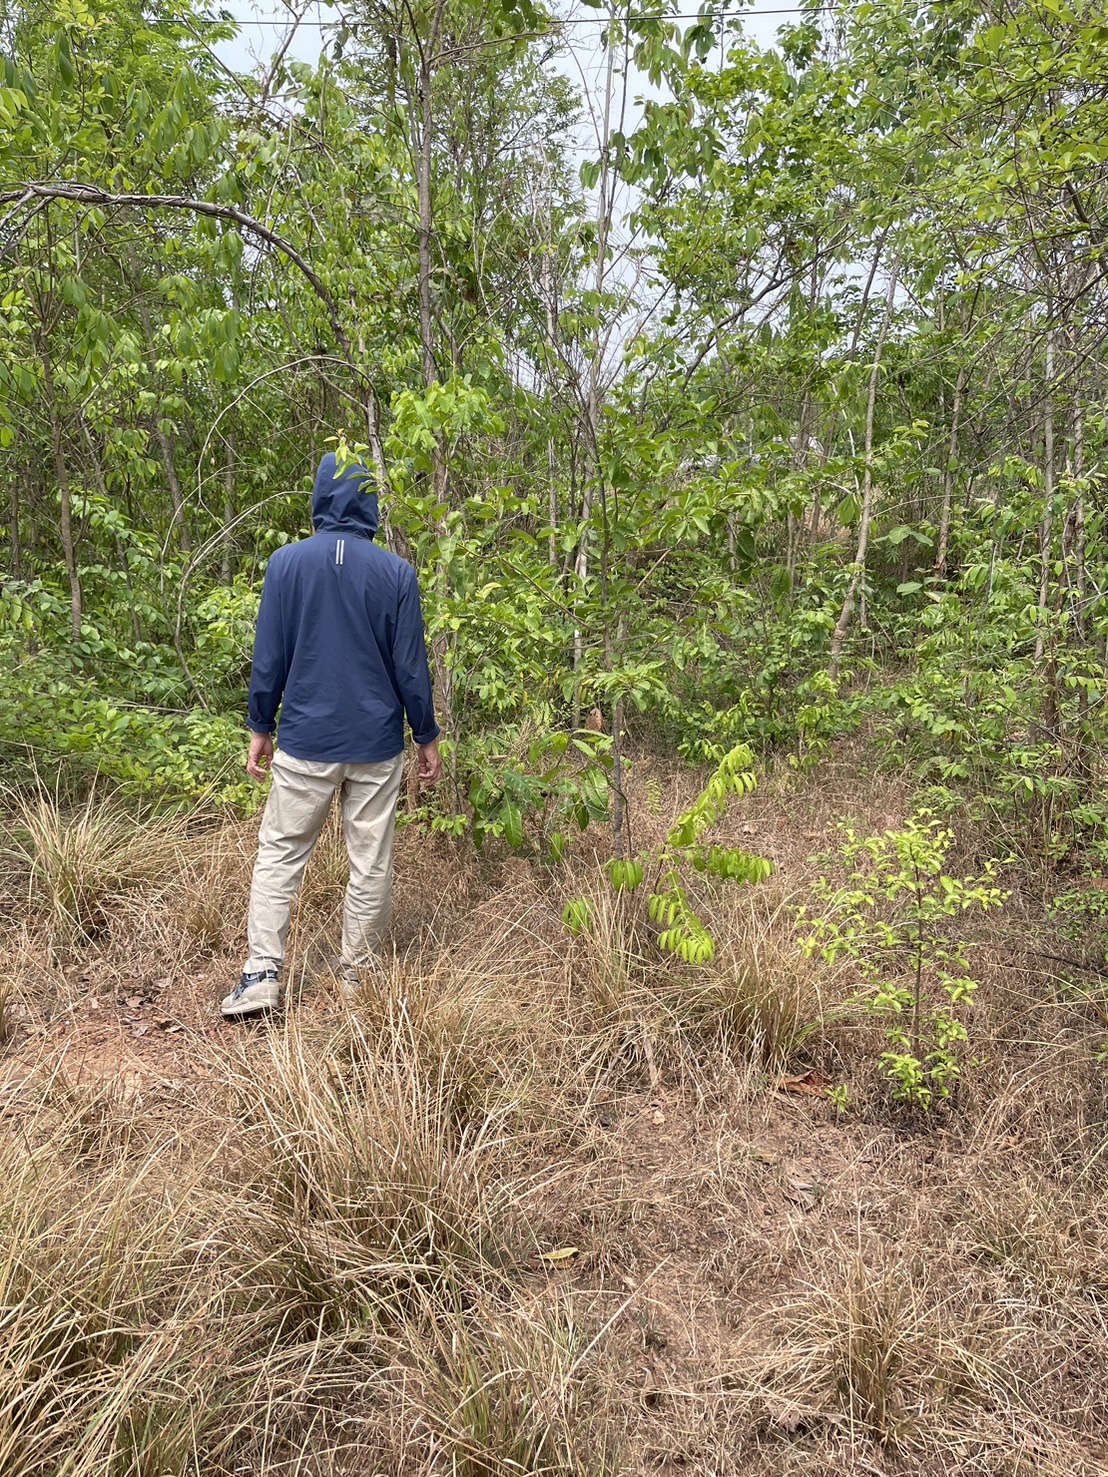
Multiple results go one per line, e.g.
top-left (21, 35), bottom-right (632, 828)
top-left (333, 957), bottom-right (382, 1002)
top-left (221, 969), bottom-right (280, 1018)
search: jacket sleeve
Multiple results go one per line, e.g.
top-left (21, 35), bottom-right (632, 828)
top-left (247, 557), bottom-right (289, 734)
top-left (393, 567), bottom-right (441, 745)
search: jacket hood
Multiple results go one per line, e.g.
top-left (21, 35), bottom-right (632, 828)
top-left (311, 453), bottom-right (379, 539)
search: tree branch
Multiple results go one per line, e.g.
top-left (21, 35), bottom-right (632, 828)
top-left (0, 180), bottom-right (355, 364)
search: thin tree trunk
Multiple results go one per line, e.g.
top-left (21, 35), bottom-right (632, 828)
top-left (814, 233), bottom-right (887, 547)
top-left (409, 0), bottom-right (452, 730)
top-left (1069, 391), bottom-right (1092, 795)
top-left (934, 363), bottom-right (965, 577)
top-left (1034, 330), bottom-right (1055, 663)
top-left (542, 205), bottom-right (559, 570)
top-left (129, 251), bottom-right (190, 550)
top-left (415, 5), bottom-right (445, 391)
top-left (1073, 400), bottom-right (1085, 641)
top-left (573, 27), bottom-right (617, 732)
top-left (828, 259), bottom-right (900, 681)
top-left (40, 342), bottom-right (82, 641)
top-left (610, 696), bottom-right (626, 860)
top-left (793, 252), bottom-right (818, 562)
top-left (7, 466), bottom-right (23, 580)
top-left (153, 407), bottom-right (189, 550)
top-left (848, 227), bottom-right (889, 358)
top-left (221, 435), bottom-right (235, 585)
top-left (80, 414), bottom-right (142, 644)
top-left (349, 306), bottom-right (396, 550)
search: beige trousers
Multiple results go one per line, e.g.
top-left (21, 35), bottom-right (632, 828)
top-left (244, 749), bottom-right (406, 975)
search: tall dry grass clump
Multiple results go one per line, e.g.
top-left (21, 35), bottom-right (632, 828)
top-left (0, 1099), bottom-right (251, 1476)
top-left (0, 1006), bottom-right (618, 1475)
top-left (4, 785), bottom-right (191, 940)
top-left (198, 1002), bottom-right (616, 1471)
top-left (213, 1014), bottom-right (525, 1335)
top-left (392, 1291), bottom-right (619, 1475)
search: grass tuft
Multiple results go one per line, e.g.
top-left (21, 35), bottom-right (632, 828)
top-left (4, 784), bottom-right (188, 940)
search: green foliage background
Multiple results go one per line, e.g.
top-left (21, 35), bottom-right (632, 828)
top-left (2, 0), bottom-right (1107, 866)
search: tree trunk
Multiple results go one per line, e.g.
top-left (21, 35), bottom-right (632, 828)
top-left (80, 414), bottom-right (142, 644)
top-left (7, 466), bottom-right (23, 580)
top-left (573, 26), bottom-right (618, 733)
top-left (409, 0), bottom-right (452, 730)
top-left (40, 342), bottom-right (82, 642)
top-left (221, 435), bottom-right (235, 585)
top-left (415, 9), bottom-right (444, 391)
top-left (610, 693), bottom-right (626, 860)
top-left (1072, 400), bottom-right (1085, 641)
top-left (129, 251), bottom-right (191, 550)
top-left (1034, 329), bottom-right (1055, 664)
top-left (541, 207), bottom-right (559, 570)
top-left (934, 363), bottom-right (965, 577)
top-left (828, 259), bottom-right (900, 681)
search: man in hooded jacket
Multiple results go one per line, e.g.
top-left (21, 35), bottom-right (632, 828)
top-left (221, 452), bottom-right (441, 1019)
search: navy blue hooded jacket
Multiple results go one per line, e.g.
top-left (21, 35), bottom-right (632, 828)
top-left (246, 454), bottom-right (440, 763)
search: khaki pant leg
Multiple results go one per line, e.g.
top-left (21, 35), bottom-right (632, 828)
top-left (244, 753), bottom-right (342, 973)
top-left (339, 752), bottom-right (406, 965)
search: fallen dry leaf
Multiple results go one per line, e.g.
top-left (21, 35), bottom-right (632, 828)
top-left (777, 1071), bottom-right (831, 1097)
top-left (783, 1173), bottom-right (823, 1210)
top-left (786, 1174), bottom-right (819, 1194)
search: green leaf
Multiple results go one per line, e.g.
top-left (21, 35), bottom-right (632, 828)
top-left (54, 30), bottom-right (76, 88)
top-left (502, 802), bottom-right (523, 850)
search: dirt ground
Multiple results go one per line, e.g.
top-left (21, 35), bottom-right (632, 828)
top-left (3, 748), bottom-right (1108, 1474)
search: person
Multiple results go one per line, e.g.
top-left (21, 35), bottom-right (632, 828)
top-left (221, 451), bottom-right (441, 1019)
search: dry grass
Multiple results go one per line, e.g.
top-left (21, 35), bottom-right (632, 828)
top-left (0, 747), bottom-right (1107, 1474)
top-left (2, 784), bottom-right (192, 941)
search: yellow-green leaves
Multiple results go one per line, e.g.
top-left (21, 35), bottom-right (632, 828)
top-left (562, 897), bottom-right (593, 936)
top-left (583, 743), bottom-right (773, 967)
top-left (648, 881), bottom-right (717, 964)
top-left (0, 85), bottom-right (27, 126)
top-left (605, 857), bottom-right (644, 893)
top-left (664, 742), bottom-right (758, 848)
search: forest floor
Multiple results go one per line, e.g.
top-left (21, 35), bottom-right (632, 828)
top-left (3, 738), bottom-right (1108, 1475)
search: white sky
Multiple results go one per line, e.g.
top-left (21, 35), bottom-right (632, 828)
top-left (212, 1), bottom-right (792, 124)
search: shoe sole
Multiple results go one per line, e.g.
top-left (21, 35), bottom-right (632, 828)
top-left (221, 997), bottom-right (279, 1019)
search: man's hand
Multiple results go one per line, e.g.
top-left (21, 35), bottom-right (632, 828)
top-left (417, 738), bottom-right (442, 787)
top-left (247, 732), bottom-right (275, 781)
